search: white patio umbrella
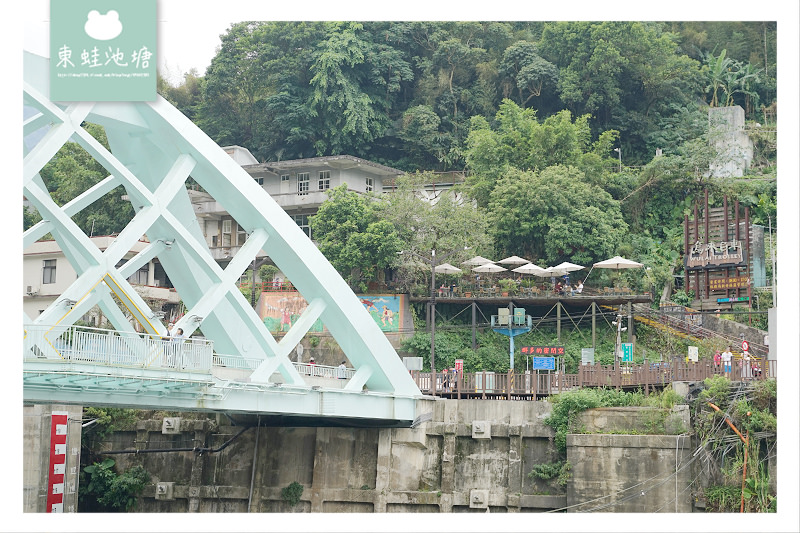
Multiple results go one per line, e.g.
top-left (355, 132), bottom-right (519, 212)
top-left (512, 263), bottom-right (548, 275)
top-left (542, 267), bottom-right (568, 279)
top-left (472, 263), bottom-right (508, 273)
top-left (586, 255), bottom-right (644, 285)
top-left (592, 256), bottom-right (644, 269)
top-left (497, 255), bottom-right (530, 265)
top-left (434, 263), bottom-right (463, 275)
top-left (462, 255), bottom-right (495, 266)
top-left (551, 261), bottom-right (585, 272)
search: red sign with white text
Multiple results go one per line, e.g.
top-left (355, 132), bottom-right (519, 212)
top-left (521, 346), bottom-right (565, 356)
top-left (46, 411), bottom-right (69, 513)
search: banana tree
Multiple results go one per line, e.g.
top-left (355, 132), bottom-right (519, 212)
top-left (703, 49), bottom-right (733, 108)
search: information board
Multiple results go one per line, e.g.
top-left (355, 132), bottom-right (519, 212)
top-left (688, 346), bottom-right (699, 362)
top-left (621, 343), bottom-right (633, 362)
top-left (581, 348), bottom-right (595, 365)
top-left (532, 357), bottom-right (556, 370)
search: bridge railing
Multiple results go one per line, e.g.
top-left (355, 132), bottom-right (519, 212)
top-left (23, 325), bottom-right (214, 372)
top-left (413, 358), bottom-right (775, 396)
top-left (294, 362), bottom-right (356, 380)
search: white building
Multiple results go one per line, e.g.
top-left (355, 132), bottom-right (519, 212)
top-left (23, 236), bottom-right (181, 324)
top-left (191, 150), bottom-right (405, 264)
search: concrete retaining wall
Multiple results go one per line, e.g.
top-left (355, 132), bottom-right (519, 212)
top-left (567, 433), bottom-right (692, 512)
top-left (92, 399), bottom-right (700, 513)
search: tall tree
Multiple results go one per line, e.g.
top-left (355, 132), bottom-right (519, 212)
top-left (499, 41), bottom-right (558, 107)
top-left (539, 21), bottom-right (705, 163)
top-left (464, 99), bottom-right (617, 206)
top-left (377, 172), bottom-right (493, 292)
top-left (309, 185), bottom-right (402, 292)
top-left (488, 166), bottom-right (627, 265)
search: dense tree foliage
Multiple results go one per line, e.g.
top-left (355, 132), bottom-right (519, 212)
top-left (488, 165), bottom-right (628, 265)
top-left (309, 185), bottom-right (403, 292)
top-left (35, 123), bottom-right (134, 237)
top-left (169, 21), bottom-right (775, 170)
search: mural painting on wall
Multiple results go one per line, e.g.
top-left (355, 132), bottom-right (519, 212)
top-left (358, 295), bottom-right (403, 332)
top-left (256, 292), bottom-right (404, 333)
top-left (257, 291), bottom-right (324, 334)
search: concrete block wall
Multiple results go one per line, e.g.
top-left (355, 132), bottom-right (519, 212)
top-left (53, 399), bottom-right (702, 514)
top-left (566, 434), bottom-right (693, 513)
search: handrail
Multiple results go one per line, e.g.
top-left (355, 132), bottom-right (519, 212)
top-left (23, 324), bottom-right (213, 372)
top-left (412, 360), bottom-right (774, 396)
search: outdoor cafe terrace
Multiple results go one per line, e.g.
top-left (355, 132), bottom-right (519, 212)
top-left (403, 254), bottom-right (650, 303)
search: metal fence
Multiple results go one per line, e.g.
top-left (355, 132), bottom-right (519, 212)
top-left (294, 362), bottom-right (356, 380)
top-left (23, 325), bottom-right (213, 372)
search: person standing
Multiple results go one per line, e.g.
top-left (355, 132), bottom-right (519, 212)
top-left (338, 361), bottom-right (347, 379)
top-left (713, 349), bottom-right (722, 371)
top-left (741, 350), bottom-right (751, 379)
top-left (721, 346), bottom-right (733, 376)
top-left (172, 328), bottom-right (185, 368)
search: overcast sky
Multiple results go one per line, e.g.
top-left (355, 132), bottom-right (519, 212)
top-left (22, 0), bottom-right (792, 86)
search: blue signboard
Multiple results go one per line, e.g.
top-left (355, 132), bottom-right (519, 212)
top-left (621, 343), bottom-right (633, 362)
top-left (532, 357), bottom-right (556, 370)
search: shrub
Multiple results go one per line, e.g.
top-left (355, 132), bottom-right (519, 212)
top-left (281, 481), bottom-right (304, 507)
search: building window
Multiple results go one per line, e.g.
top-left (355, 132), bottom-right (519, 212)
top-left (281, 174), bottom-right (291, 182)
top-left (294, 214), bottom-right (310, 238)
top-left (254, 177), bottom-right (264, 185)
top-left (236, 223), bottom-right (247, 246)
top-left (365, 177), bottom-right (373, 192)
top-left (43, 259), bottom-right (56, 284)
top-left (318, 170), bottom-right (330, 190)
top-left (222, 219), bottom-right (232, 247)
top-left (128, 265), bottom-right (149, 286)
top-left (297, 173), bottom-right (309, 195)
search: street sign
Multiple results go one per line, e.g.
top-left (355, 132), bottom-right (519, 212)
top-left (621, 343), bottom-right (633, 362)
top-left (741, 340), bottom-right (749, 352)
top-left (716, 296), bottom-right (749, 303)
top-left (454, 359), bottom-right (464, 373)
top-left (532, 357), bottom-right (556, 370)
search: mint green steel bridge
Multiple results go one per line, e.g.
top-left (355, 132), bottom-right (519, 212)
top-left (22, 52), bottom-right (420, 427)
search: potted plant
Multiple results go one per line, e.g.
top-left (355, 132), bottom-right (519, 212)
top-left (498, 279), bottom-right (516, 297)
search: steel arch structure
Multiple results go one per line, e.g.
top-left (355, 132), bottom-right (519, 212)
top-left (22, 52), bottom-right (420, 425)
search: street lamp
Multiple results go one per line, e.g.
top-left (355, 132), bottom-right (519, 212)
top-left (613, 147), bottom-right (622, 172)
top-left (399, 246), bottom-right (470, 388)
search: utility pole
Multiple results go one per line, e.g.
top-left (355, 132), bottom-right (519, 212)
top-left (399, 246), bottom-right (470, 387)
top-left (768, 213), bottom-right (776, 306)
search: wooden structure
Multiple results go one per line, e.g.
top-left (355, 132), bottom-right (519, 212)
top-left (413, 358), bottom-right (776, 400)
top-left (683, 189), bottom-right (755, 310)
